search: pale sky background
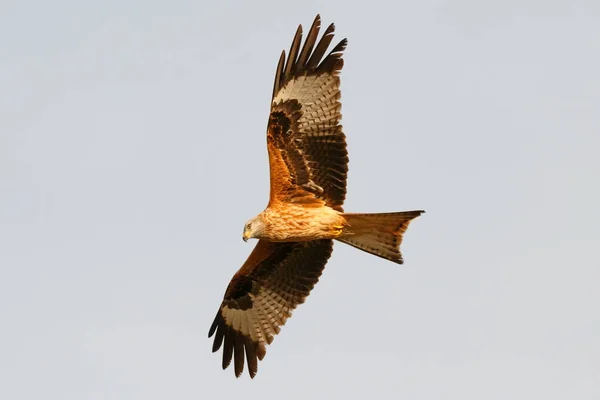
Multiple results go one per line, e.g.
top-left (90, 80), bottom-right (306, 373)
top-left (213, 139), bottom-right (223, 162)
top-left (1, 0), bottom-right (599, 399)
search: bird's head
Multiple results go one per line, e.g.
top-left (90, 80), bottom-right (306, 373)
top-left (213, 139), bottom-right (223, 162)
top-left (242, 215), bottom-right (266, 242)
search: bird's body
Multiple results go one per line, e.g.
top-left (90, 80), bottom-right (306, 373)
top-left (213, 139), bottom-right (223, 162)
top-left (247, 204), bottom-right (346, 242)
top-left (209, 15), bottom-right (424, 378)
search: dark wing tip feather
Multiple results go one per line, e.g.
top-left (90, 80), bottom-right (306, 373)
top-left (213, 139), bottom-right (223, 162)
top-left (316, 38), bottom-right (347, 75)
top-left (283, 24), bottom-right (303, 82)
top-left (208, 315), bottom-right (218, 338)
top-left (273, 15), bottom-right (347, 100)
top-left (306, 23), bottom-right (336, 70)
top-left (245, 338), bottom-right (259, 378)
top-left (272, 50), bottom-right (286, 99)
top-left (294, 15), bottom-right (321, 74)
top-left (209, 315), bottom-right (225, 353)
top-left (210, 309), bottom-right (261, 378)
top-left (234, 335), bottom-right (245, 377)
top-left (222, 325), bottom-right (234, 370)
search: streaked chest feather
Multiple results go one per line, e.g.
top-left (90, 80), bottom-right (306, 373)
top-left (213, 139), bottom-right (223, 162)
top-left (261, 205), bottom-right (346, 242)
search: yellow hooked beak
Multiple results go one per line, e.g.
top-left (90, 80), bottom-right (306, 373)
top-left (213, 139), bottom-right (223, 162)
top-left (243, 231), bottom-right (250, 242)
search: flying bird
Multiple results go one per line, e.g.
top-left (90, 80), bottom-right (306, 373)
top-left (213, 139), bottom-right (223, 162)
top-left (209, 15), bottom-right (424, 378)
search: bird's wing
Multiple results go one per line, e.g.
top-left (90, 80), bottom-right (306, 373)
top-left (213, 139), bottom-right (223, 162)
top-left (208, 239), bottom-right (333, 378)
top-left (267, 15), bottom-right (349, 211)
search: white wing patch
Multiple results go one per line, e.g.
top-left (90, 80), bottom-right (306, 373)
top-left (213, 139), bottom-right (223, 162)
top-left (274, 74), bottom-right (341, 138)
top-left (221, 286), bottom-right (294, 348)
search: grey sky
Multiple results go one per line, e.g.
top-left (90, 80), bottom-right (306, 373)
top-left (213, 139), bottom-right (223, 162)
top-left (1, 1), bottom-right (599, 399)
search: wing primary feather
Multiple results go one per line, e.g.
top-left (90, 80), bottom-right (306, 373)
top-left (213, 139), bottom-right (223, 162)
top-left (272, 50), bottom-right (286, 99)
top-left (245, 338), bottom-right (259, 378)
top-left (295, 15), bottom-right (321, 73)
top-left (306, 23), bottom-right (336, 70)
top-left (211, 321), bottom-right (224, 353)
top-left (208, 314), bottom-right (219, 338)
top-left (328, 37), bottom-right (348, 55)
top-left (222, 326), bottom-right (234, 370)
top-left (234, 334), bottom-right (245, 378)
top-left (316, 38), bottom-right (347, 74)
top-left (283, 24), bottom-right (303, 83)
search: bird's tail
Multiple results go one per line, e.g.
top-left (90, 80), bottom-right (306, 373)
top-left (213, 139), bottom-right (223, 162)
top-left (338, 211), bottom-right (424, 264)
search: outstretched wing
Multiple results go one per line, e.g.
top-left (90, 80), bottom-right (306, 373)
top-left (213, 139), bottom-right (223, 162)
top-left (208, 240), bottom-right (333, 378)
top-left (267, 15), bottom-right (349, 211)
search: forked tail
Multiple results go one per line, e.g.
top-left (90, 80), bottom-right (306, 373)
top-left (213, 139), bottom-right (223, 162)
top-left (338, 211), bottom-right (425, 264)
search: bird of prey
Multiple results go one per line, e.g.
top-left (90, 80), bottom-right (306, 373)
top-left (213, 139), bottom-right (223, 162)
top-left (209, 15), bottom-right (424, 378)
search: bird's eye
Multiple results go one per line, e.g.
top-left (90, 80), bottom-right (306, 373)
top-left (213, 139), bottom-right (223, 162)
top-left (246, 223), bottom-right (251, 230)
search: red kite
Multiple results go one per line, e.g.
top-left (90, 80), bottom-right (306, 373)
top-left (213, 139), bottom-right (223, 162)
top-left (209, 15), bottom-right (424, 378)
